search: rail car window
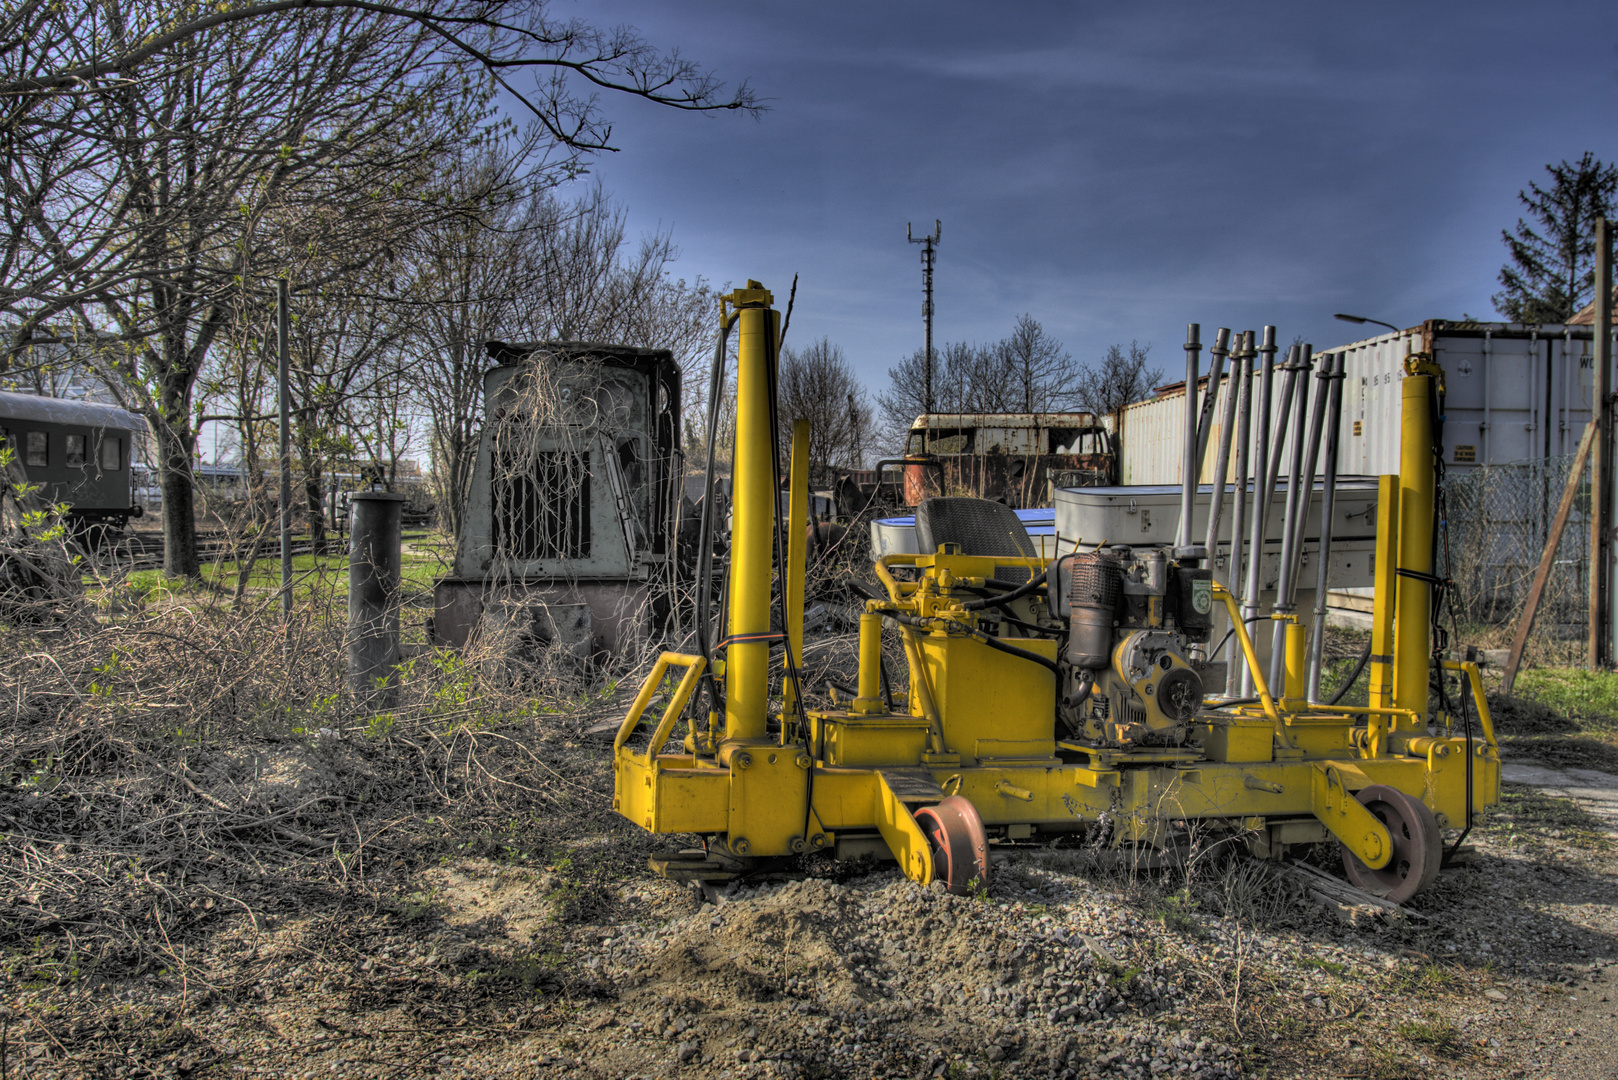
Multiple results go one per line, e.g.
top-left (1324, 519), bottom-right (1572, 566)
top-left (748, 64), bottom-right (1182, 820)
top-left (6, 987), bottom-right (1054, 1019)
top-left (492, 448), bottom-right (591, 560)
top-left (101, 437), bottom-right (122, 471)
top-left (66, 434), bottom-right (87, 466)
top-left (25, 431), bottom-right (46, 467)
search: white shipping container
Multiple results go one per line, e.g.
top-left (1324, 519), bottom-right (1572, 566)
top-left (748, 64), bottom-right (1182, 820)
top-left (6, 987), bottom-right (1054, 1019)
top-left (1113, 321), bottom-right (1609, 483)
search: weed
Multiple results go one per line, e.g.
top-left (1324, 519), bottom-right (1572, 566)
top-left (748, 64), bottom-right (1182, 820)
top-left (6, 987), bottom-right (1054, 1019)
top-left (1152, 889), bottom-right (1202, 935)
top-left (388, 888), bottom-right (441, 926)
top-left (1395, 1016), bottom-right (1461, 1053)
top-left (1299, 956), bottom-right (1349, 978)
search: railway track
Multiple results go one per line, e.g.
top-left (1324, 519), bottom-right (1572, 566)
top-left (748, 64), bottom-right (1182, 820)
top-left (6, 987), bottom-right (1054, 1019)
top-left (109, 531), bottom-right (331, 572)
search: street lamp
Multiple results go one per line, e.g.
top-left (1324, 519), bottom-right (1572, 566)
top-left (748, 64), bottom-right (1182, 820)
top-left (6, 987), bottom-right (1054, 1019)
top-left (1334, 313), bottom-right (1402, 334)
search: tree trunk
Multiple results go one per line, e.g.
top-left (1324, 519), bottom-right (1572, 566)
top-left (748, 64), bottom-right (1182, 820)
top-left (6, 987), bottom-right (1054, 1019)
top-left (304, 471), bottom-right (327, 554)
top-left (155, 417), bottom-right (200, 579)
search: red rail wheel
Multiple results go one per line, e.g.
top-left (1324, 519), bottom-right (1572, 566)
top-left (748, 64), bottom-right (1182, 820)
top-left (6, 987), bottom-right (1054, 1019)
top-left (913, 795), bottom-right (990, 896)
top-left (1340, 784), bottom-right (1441, 904)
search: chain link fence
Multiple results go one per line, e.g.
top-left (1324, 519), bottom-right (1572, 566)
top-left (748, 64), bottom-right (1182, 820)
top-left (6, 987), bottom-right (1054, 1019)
top-left (1442, 452), bottom-right (1588, 660)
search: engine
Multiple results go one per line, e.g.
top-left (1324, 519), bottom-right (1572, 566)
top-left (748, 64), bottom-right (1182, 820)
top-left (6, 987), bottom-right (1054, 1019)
top-left (1050, 545), bottom-right (1216, 747)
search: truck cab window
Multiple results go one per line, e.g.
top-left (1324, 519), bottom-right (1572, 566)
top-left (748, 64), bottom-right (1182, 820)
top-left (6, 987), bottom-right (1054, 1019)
top-left (25, 431), bottom-right (47, 467)
top-left (101, 437), bottom-right (123, 471)
top-left (66, 434), bottom-right (87, 466)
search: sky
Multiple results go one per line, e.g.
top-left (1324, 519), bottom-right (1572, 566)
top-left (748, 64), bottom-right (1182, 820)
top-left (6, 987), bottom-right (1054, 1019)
top-left (548, 1), bottom-right (1618, 398)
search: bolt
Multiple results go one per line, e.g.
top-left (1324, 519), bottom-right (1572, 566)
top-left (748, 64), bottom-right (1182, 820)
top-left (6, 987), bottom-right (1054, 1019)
top-left (790, 837), bottom-right (806, 854)
top-left (795, 752), bottom-right (812, 769)
top-left (810, 833), bottom-right (826, 848)
top-left (735, 751), bottom-right (754, 770)
top-left (732, 837), bottom-right (751, 855)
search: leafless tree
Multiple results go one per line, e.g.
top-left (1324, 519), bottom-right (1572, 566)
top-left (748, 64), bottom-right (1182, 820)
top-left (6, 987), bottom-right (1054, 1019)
top-left (876, 315), bottom-right (1081, 450)
top-left (3, 2), bottom-right (753, 577)
top-left (778, 338), bottom-right (873, 482)
top-left (408, 174), bottom-right (713, 541)
top-left (1074, 341), bottom-right (1162, 420)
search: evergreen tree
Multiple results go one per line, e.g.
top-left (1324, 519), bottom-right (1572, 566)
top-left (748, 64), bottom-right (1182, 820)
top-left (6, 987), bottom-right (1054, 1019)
top-left (1494, 152), bottom-right (1618, 324)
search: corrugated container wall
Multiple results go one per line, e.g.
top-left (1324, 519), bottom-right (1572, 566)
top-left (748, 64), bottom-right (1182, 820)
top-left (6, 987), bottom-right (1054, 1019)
top-left (1113, 322), bottom-right (1606, 484)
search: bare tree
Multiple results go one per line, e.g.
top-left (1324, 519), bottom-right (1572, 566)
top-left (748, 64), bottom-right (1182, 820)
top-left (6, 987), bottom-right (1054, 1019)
top-left (877, 315), bottom-right (1082, 450)
top-left (1074, 341), bottom-right (1161, 420)
top-left (778, 338), bottom-right (873, 482)
top-left (409, 175), bottom-right (713, 541)
top-left (4, 2), bottom-right (752, 577)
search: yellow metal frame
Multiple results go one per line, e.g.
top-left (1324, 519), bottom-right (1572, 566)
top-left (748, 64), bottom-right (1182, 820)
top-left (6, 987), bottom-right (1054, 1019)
top-left (610, 288), bottom-right (1501, 899)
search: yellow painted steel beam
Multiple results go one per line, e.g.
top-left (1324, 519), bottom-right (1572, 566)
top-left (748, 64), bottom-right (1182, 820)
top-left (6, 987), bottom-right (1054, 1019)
top-left (723, 282), bottom-right (777, 745)
top-left (783, 418), bottom-right (810, 721)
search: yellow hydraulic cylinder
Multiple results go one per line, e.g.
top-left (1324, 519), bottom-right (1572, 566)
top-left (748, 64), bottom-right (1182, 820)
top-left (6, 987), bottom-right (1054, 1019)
top-left (724, 282), bottom-right (777, 744)
top-left (1284, 619), bottom-right (1307, 704)
top-left (854, 611), bottom-right (887, 714)
top-left (1368, 474), bottom-right (1399, 716)
top-left (1393, 363), bottom-right (1435, 722)
top-left (782, 419), bottom-right (810, 720)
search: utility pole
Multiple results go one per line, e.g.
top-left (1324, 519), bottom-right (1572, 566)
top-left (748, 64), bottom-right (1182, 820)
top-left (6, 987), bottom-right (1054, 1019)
top-left (908, 219), bottom-right (941, 417)
top-left (1594, 217), bottom-right (1615, 666)
top-left (278, 279), bottom-right (293, 627)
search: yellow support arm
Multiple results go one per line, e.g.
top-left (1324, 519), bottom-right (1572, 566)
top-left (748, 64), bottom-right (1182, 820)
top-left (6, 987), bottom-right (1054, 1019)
top-left (615, 652), bottom-right (709, 766)
top-left (1211, 582), bottom-right (1281, 724)
top-left (1311, 762), bottom-right (1392, 869)
top-left (783, 418), bottom-right (810, 720)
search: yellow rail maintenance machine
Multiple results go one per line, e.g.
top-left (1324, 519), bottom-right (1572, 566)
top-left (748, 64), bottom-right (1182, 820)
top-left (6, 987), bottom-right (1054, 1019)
top-left (613, 282), bottom-right (1499, 904)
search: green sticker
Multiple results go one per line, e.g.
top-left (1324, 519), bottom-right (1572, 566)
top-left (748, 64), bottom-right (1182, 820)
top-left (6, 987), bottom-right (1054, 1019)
top-left (1191, 578), bottom-right (1212, 615)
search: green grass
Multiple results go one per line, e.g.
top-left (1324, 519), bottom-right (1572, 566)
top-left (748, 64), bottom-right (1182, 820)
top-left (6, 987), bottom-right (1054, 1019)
top-left (1488, 666), bottom-right (1618, 772)
top-left (1509, 668), bottom-right (1618, 731)
top-left (117, 532), bottom-right (446, 602)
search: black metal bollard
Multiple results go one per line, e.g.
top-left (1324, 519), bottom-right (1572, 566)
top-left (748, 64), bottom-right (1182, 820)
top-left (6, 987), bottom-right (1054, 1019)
top-left (348, 492), bottom-right (406, 708)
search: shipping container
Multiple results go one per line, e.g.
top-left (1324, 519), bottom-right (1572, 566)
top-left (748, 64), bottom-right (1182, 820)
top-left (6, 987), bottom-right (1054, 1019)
top-left (1113, 320), bottom-right (1605, 483)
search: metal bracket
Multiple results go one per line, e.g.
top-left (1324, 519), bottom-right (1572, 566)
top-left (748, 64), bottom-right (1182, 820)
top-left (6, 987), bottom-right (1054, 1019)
top-left (1309, 762), bottom-right (1392, 870)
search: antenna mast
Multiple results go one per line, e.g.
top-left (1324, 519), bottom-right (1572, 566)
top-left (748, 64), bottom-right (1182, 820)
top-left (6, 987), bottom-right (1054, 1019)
top-left (907, 219), bottom-right (941, 415)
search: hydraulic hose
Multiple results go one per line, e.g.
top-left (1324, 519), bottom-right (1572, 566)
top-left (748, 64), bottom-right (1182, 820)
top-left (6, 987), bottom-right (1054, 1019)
top-left (1325, 642), bottom-right (1372, 708)
top-left (693, 315), bottom-right (735, 715)
top-left (892, 612), bottom-right (1060, 677)
top-left (961, 553), bottom-right (1074, 611)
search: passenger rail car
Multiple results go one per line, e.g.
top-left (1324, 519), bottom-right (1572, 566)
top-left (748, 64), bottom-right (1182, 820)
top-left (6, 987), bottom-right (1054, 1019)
top-left (0, 390), bottom-right (146, 531)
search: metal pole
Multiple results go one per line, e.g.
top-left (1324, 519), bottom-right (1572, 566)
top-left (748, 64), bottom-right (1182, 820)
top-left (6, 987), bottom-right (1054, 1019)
top-left (1239, 328), bottom-right (1278, 695)
top-left (1306, 352), bottom-right (1347, 701)
top-left (1594, 217), bottom-right (1614, 667)
top-left (1202, 328), bottom-right (1237, 570)
top-left (1178, 324), bottom-right (1202, 558)
top-left (1287, 346), bottom-right (1333, 592)
top-left (1269, 345), bottom-right (1313, 692)
top-left (1194, 329), bottom-right (1230, 489)
top-left (1225, 332), bottom-right (1254, 695)
top-left (278, 279), bottom-right (292, 625)
top-left (348, 492), bottom-right (406, 709)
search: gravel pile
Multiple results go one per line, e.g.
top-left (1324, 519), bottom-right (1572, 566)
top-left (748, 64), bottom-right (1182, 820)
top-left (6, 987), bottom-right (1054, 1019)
top-left (574, 869), bottom-right (1246, 1079)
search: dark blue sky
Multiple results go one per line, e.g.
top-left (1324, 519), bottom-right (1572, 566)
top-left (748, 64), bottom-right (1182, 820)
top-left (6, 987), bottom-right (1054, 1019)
top-left (557, 1), bottom-right (1618, 393)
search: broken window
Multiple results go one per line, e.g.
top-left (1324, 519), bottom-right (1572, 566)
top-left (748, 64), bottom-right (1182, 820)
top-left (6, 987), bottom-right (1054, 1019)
top-left (492, 446), bottom-right (591, 560)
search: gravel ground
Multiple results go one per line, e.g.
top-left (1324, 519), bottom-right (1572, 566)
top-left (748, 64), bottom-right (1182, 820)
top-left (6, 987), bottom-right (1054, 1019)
top-left (7, 763), bottom-right (1615, 1080)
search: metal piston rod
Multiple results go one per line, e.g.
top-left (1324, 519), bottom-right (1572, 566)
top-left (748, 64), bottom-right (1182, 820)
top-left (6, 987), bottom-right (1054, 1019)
top-left (1306, 351), bottom-right (1348, 701)
top-left (1224, 332), bottom-right (1255, 695)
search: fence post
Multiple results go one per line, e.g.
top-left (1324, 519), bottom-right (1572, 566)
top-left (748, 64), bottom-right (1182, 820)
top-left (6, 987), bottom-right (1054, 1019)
top-left (349, 492), bottom-right (406, 709)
